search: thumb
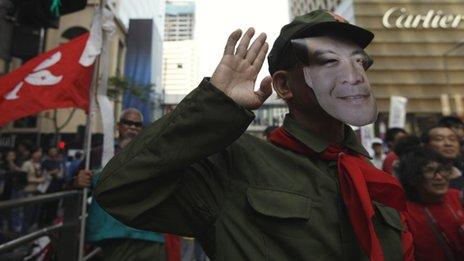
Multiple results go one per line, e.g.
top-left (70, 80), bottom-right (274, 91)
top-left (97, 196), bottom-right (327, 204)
top-left (255, 76), bottom-right (273, 103)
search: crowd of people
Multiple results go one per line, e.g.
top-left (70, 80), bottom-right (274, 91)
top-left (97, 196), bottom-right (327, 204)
top-left (0, 141), bottom-right (82, 236)
top-left (368, 116), bottom-right (464, 260)
top-left (0, 109), bottom-right (210, 260)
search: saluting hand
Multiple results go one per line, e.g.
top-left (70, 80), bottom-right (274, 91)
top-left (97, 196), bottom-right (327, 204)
top-left (211, 28), bottom-right (273, 110)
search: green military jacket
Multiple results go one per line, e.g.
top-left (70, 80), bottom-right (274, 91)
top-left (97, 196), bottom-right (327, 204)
top-left (95, 79), bottom-right (405, 260)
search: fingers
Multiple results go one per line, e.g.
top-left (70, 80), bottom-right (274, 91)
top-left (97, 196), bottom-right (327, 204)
top-left (245, 33), bottom-right (267, 64)
top-left (74, 172), bottom-right (91, 188)
top-left (235, 28), bottom-right (255, 58)
top-left (224, 29), bottom-right (242, 55)
top-left (78, 169), bottom-right (93, 176)
top-left (255, 76), bottom-right (273, 103)
top-left (252, 42), bottom-right (269, 74)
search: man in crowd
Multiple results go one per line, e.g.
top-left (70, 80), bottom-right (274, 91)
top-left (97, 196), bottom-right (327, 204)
top-left (439, 116), bottom-right (464, 145)
top-left (40, 147), bottom-right (64, 226)
top-left (16, 140), bottom-right (33, 167)
top-left (422, 124), bottom-right (463, 190)
top-left (74, 108), bottom-right (166, 260)
top-left (382, 127), bottom-right (407, 175)
top-left (95, 10), bottom-right (412, 260)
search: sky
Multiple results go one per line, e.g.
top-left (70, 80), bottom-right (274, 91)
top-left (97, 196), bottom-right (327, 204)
top-left (195, 0), bottom-right (290, 88)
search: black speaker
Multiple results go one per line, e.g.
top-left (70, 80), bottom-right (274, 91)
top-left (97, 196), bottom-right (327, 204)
top-left (10, 24), bottom-right (40, 59)
top-left (76, 124), bottom-right (86, 144)
top-left (0, 0), bottom-right (13, 59)
top-left (12, 0), bottom-right (87, 29)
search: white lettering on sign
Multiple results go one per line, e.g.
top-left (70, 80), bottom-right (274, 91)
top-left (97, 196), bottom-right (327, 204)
top-left (0, 135), bottom-right (17, 148)
top-left (382, 7), bottom-right (464, 29)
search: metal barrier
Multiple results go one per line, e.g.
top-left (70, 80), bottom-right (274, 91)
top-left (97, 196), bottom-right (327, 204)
top-left (0, 190), bottom-right (99, 260)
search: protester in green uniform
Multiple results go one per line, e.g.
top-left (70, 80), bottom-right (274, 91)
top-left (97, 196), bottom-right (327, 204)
top-left (95, 10), bottom-right (413, 261)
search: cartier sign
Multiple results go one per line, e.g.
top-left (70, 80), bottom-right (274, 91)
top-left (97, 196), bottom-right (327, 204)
top-left (382, 7), bottom-right (464, 29)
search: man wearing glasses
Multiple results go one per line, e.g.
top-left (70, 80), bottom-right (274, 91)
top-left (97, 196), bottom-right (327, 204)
top-left (74, 108), bottom-right (166, 260)
top-left (95, 10), bottom-right (412, 260)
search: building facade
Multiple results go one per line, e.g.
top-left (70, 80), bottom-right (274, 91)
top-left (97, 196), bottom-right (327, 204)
top-left (162, 0), bottom-right (198, 96)
top-left (162, 40), bottom-right (199, 95)
top-left (290, 0), bottom-right (344, 19)
top-left (356, 0), bottom-right (464, 131)
top-left (164, 0), bottom-right (195, 41)
top-left (118, 0), bottom-right (165, 121)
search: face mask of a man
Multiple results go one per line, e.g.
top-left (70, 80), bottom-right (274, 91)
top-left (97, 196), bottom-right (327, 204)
top-left (292, 37), bottom-right (378, 126)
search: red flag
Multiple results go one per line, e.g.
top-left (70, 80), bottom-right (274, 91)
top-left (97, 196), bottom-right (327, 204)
top-left (0, 33), bottom-right (94, 126)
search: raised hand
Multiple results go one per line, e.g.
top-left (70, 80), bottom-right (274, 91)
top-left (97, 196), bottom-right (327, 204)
top-left (211, 28), bottom-right (273, 110)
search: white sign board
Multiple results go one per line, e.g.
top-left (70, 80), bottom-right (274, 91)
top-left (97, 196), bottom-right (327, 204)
top-left (389, 96), bottom-right (408, 128)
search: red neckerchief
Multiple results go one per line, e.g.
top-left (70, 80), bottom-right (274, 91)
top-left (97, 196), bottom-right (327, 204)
top-left (268, 127), bottom-right (409, 261)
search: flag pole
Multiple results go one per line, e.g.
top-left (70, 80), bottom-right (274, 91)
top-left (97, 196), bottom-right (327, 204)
top-left (78, 48), bottom-right (100, 261)
top-left (78, 1), bottom-right (105, 259)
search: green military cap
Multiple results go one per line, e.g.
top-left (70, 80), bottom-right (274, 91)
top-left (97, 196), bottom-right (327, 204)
top-left (268, 9), bottom-right (374, 75)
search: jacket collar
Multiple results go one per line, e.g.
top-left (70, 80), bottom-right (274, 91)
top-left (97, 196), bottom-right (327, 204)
top-left (282, 115), bottom-right (371, 158)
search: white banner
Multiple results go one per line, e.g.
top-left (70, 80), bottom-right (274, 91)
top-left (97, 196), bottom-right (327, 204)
top-left (389, 96), bottom-right (408, 128)
top-left (454, 94), bottom-right (463, 116)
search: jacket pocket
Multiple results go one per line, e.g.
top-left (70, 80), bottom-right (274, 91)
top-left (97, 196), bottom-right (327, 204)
top-left (374, 201), bottom-right (405, 231)
top-left (373, 201), bottom-right (404, 261)
top-left (246, 186), bottom-right (312, 238)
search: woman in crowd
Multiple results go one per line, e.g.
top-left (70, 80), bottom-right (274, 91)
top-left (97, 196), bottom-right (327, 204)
top-left (397, 147), bottom-right (464, 261)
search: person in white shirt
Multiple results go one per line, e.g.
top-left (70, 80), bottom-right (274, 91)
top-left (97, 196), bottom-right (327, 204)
top-left (371, 137), bottom-right (385, 169)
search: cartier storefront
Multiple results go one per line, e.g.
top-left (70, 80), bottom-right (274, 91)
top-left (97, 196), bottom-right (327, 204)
top-left (353, 0), bottom-right (464, 131)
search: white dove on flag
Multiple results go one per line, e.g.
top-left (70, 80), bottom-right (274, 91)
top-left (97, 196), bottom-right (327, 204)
top-left (4, 51), bottom-right (63, 100)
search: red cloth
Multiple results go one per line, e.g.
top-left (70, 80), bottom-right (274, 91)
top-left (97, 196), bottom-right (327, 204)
top-left (269, 127), bottom-right (413, 261)
top-left (164, 234), bottom-right (181, 261)
top-left (0, 33), bottom-right (93, 126)
top-left (406, 189), bottom-right (464, 261)
top-left (382, 152), bottom-right (398, 175)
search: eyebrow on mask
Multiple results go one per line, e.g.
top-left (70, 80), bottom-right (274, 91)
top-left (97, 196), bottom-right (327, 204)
top-left (351, 50), bottom-right (371, 59)
top-left (312, 49), bottom-right (369, 58)
top-left (312, 50), bottom-right (337, 57)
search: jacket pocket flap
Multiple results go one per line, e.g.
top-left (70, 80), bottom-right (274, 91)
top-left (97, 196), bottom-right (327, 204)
top-left (374, 202), bottom-right (405, 231)
top-left (247, 187), bottom-right (311, 219)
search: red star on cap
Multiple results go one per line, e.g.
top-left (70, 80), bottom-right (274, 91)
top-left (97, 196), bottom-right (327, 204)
top-left (327, 11), bottom-right (346, 23)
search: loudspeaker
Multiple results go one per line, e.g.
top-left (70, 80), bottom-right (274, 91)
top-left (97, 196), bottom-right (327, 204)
top-left (10, 24), bottom-right (40, 59)
top-left (76, 125), bottom-right (86, 144)
top-left (0, 0), bottom-right (13, 59)
top-left (13, 0), bottom-right (87, 29)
